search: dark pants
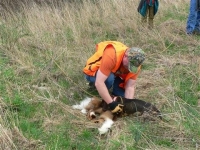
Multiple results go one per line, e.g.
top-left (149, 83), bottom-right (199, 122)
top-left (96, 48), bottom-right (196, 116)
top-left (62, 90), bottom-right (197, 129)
top-left (85, 73), bottom-right (125, 97)
top-left (141, 5), bottom-right (154, 29)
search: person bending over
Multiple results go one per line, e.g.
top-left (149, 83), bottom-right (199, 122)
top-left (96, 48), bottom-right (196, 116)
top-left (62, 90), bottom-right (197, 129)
top-left (83, 41), bottom-right (145, 113)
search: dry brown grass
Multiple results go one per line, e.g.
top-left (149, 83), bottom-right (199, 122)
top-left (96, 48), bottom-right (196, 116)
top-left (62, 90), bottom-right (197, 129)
top-left (0, 0), bottom-right (200, 149)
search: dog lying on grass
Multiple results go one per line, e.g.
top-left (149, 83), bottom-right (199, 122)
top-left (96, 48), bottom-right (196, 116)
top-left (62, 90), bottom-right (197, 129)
top-left (72, 97), bottom-right (114, 134)
top-left (103, 96), bottom-right (162, 119)
top-left (72, 96), bottom-right (162, 134)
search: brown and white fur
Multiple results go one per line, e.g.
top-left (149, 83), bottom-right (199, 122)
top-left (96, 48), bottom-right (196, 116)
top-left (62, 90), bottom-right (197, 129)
top-left (72, 97), bottom-right (114, 134)
top-left (72, 97), bottom-right (162, 134)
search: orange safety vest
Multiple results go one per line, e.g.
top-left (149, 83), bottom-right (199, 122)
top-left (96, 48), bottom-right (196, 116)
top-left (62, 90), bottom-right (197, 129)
top-left (83, 41), bottom-right (140, 88)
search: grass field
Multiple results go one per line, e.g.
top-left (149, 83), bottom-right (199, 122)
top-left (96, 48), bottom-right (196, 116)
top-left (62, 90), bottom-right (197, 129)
top-left (0, 0), bottom-right (200, 149)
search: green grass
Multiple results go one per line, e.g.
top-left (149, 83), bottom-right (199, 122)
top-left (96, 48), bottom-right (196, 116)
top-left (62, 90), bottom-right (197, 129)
top-left (171, 65), bottom-right (199, 106)
top-left (0, 1), bottom-right (200, 149)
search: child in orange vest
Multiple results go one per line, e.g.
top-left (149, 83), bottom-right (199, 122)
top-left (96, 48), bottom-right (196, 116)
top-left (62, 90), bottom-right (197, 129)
top-left (83, 41), bottom-right (145, 113)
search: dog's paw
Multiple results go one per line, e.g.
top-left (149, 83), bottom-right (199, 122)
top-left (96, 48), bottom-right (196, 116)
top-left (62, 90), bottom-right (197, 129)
top-left (98, 118), bottom-right (114, 135)
top-left (98, 127), bottom-right (109, 135)
top-left (72, 105), bottom-right (81, 109)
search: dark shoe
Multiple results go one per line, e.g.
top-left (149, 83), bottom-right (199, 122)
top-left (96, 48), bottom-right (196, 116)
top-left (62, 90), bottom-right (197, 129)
top-left (193, 30), bottom-right (200, 35)
top-left (87, 82), bottom-right (96, 91)
top-left (186, 32), bottom-right (193, 36)
top-left (186, 29), bottom-right (200, 35)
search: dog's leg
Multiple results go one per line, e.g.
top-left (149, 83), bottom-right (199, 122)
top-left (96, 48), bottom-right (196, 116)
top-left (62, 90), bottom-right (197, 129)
top-left (92, 118), bottom-right (105, 124)
top-left (94, 107), bottom-right (103, 114)
top-left (72, 97), bottom-right (92, 114)
top-left (97, 111), bottom-right (114, 135)
top-left (98, 118), bottom-right (114, 135)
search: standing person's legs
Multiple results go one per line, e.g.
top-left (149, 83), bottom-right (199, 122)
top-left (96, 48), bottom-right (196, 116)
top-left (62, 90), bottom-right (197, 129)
top-left (194, 10), bottom-right (200, 33)
top-left (112, 77), bottom-right (125, 97)
top-left (141, 8), bottom-right (148, 27)
top-left (149, 6), bottom-right (154, 29)
top-left (85, 72), bottom-right (115, 90)
top-left (186, 0), bottom-right (197, 34)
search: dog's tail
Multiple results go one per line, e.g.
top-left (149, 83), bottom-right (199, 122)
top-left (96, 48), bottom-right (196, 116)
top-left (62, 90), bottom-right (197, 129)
top-left (98, 118), bottom-right (114, 135)
top-left (72, 97), bottom-right (92, 114)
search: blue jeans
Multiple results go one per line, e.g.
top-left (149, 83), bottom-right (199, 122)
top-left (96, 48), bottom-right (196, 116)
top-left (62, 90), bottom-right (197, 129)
top-left (85, 73), bottom-right (125, 97)
top-left (186, 0), bottom-right (200, 34)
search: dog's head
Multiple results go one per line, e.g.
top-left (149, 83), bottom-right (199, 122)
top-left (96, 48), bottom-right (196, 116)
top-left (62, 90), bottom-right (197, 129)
top-left (115, 96), bottom-right (163, 120)
top-left (145, 105), bottom-right (162, 120)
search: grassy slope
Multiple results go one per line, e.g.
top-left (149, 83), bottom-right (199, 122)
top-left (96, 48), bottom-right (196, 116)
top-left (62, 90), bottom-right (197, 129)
top-left (0, 0), bottom-right (200, 149)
